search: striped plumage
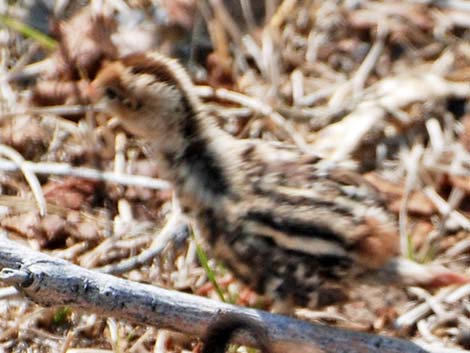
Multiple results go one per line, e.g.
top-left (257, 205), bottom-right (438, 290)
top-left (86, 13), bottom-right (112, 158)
top-left (90, 52), bottom-right (467, 310)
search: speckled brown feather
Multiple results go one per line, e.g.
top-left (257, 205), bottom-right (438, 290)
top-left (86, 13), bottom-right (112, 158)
top-left (90, 52), bottom-right (468, 311)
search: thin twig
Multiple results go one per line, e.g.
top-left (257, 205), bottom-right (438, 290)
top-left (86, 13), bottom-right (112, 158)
top-left (0, 159), bottom-right (171, 190)
top-left (415, 340), bottom-right (470, 353)
top-left (395, 287), bottom-right (454, 328)
top-left (352, 22), bottom-right (388, 99)
top-left (98, 211), bottom-right (189, 275)
top-left (194, 86), bottom-right (310, 151)
top-left (0, 286), bottom-right (19, 299)
top-left (0, 105), bottom-right (97, 120)
top-left (423, 187), bottom-right (470, 230)
top-left (268, 0), bottom-right (297, 28)
top-left (0, 144), bottom-right (47, 216)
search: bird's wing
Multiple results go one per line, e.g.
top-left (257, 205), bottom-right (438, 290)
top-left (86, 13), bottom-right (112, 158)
top-left (234, 139), bottom-right (400, 270)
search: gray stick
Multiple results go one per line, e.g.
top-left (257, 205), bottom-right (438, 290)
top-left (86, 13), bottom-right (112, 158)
top-left (0, 235), bottom-right (429, 353)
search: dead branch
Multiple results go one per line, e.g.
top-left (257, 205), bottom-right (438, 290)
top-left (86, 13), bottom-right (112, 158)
top-left (0, 235), bottom-right (430, 353)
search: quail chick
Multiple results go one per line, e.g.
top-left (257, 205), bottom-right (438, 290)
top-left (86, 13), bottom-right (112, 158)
top-left (89, 52), bottom-right (467, 310)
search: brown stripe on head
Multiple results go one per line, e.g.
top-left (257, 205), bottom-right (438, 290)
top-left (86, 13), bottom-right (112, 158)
top-left (121, 53), bottom-right (179, 86)
top-left (90, 61), bottom-right (127, 101)
top-left (120, 53), bottom-right (198, 124)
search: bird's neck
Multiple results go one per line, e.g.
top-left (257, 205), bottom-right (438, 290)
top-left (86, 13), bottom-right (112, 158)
top-left (151, 109), bottom-right (235, 210)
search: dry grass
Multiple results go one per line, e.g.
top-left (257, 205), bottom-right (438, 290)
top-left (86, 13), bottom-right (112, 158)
top-left (0, 0), bottom-right (469, 352)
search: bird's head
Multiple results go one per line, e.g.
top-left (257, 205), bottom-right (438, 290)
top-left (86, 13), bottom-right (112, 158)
top-left (89, 52), bottom-right (200, 141)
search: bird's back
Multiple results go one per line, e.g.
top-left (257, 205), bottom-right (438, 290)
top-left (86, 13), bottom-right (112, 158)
top-left (193, 138), bottom-right (400, 308)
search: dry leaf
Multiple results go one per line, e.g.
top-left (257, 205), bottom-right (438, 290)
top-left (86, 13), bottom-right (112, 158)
top-left (33, 8), bottom-right (117, 107)
top-left (43, 176), bottom-right (101, 210)
top-left (364, 173), bottom-right (436, 216)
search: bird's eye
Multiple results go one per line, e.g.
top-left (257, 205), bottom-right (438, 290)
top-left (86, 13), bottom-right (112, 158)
top-left (121, 97), bottom-right (142, 110)
top-left (105, 87), bottom-right (120, 100)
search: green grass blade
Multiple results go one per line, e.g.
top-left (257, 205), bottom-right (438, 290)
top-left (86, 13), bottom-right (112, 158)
top-left (0, 14), bottom-right (57, 50)
top-left (192, 230), bottom-right (226, 302)
top-left (406, 234), bottom-right (415, 261)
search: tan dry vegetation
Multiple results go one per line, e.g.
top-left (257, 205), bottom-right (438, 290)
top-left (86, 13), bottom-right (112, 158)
top-left (0, 0), bottom-right (469, 352)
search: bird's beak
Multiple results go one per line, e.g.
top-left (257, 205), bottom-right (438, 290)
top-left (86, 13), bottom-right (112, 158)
top-left (86, 82), bottom-right (99, 103)
top-left (86, 83), bottom-right (107, 113)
